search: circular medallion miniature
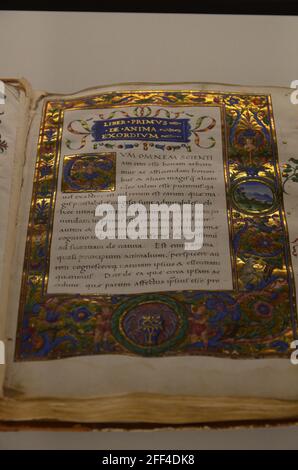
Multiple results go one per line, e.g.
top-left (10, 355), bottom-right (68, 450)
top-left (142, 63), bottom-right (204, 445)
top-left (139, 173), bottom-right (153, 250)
top-left (112, 295), bottom-right (188, 355)
top-left (231, 178), bottom-right (277, 215)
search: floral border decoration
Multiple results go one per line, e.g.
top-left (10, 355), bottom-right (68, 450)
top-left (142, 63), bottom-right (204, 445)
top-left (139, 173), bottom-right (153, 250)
top-left (15, 91), bottom-right (297, 360)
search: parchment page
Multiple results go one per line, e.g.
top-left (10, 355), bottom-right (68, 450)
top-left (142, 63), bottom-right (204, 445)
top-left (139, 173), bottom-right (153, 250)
top-left (0, 80), bottom-right (31, 397)
top-left (48, 105), bottom-right (232, 295)
top-left (0, 84), bottom-right (21, 296)
top-left (5, 82), bottom-right (298, 400)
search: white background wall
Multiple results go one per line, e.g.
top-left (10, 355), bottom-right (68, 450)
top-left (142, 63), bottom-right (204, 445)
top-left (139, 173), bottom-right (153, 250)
top-left (1, 12), bottom-right (298, 91)
top-left (0, 10), bottom-right (298, 449)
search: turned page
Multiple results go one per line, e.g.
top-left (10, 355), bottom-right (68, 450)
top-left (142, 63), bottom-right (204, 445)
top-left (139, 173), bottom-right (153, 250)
top-left (0, 79), bottom-right (32, 396)
top-left (4, 82), bottom-right (298, 400)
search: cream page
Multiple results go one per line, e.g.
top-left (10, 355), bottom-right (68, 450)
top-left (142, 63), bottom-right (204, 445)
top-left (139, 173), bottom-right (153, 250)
top-left (5, 82), bottom-right (298, 400)
top-left (47, 105), bottom-right (233, 295)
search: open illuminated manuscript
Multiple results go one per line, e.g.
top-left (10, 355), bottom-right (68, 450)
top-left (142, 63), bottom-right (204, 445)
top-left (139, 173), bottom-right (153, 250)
top-left (0, 80), bottom-right (298, 428)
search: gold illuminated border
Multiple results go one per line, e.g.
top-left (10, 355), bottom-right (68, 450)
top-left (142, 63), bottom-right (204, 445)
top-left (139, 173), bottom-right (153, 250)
top-left (15, 90), bottom-right (297, 361)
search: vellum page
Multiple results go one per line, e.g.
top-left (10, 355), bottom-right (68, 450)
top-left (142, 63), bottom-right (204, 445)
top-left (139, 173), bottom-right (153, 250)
top-left (0, 81), bottom-right (30, 294)
top-left (4, 82), bottom-right (298, 405)
top-left (0, 80), bottom-right (32, 397)
top-left (48, 104), bottom-right (232, 295)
